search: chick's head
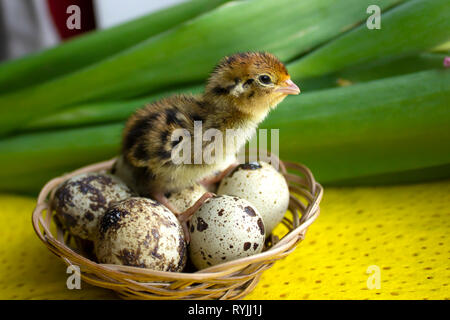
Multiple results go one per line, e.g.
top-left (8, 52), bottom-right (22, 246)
top-left (205, 52), bottom-right (300, 122)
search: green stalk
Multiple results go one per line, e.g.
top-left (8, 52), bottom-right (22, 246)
top-left (0, 123), bottom-right (123, 181)
top-left (431, 41), bottom-right (450, 53)
top-left (260, 69), bottom-right (450, 183)
top-left (327, 164), bottom-right (450, 186)
top-left (22, 52), bottom-right (446, 132)
top-left (0, 0), bottom-right (229, 94)
top-left (0, 0), bottom-right (406, 136)
top-left (293, 52), bottom-right (449, 92)
top-left (23, 85), bottom-right (202, 131)
top-left (332, 52), bottom-right (448, 84)
top-left (2, 167), bottom-right (87, 196)
top-left (0, 70), bottom-right (448, 193)
top-left (288, 0), bottom-right (450, 79)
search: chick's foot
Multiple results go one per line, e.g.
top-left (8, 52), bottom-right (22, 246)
top-left (152, 191), bottom-right (214, 244)
top-left (178, 192), bottom-right (215, 244)
top-left (199, 162), bottom-right (239, 189)
top-left (151, 191), bottom-right (180, 214)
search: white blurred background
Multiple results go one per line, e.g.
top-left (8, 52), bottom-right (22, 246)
top-left (94, 0), bottom-right (185, 29)
top-left (0, 0), bottom-right (186, 61)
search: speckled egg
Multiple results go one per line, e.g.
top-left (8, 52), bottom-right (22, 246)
top-left (217, 161), bottom-right (290, 236)
top-left (189, 195), bottom-right (265, 270)
top-left (52, 172), bottom-right (134, 240)
top-left (167, 183), bottom-right (208, 212)
top-left (95, 197), bottom-right (187, 272)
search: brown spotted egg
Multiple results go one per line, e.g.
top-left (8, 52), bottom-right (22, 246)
top-left (52, 172), bottom-right (134, 240)
top-left (95, 197), bottom-right (187, 272)
top-left (167, 183), bottom-right (207, 212)
top-left (217, 161), bottom-right (290, 236)
top-left (189, 195), bottom-right (265, 270)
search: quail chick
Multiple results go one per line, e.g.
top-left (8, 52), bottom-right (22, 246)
top-left (114, 52), bottom-right (300, 237)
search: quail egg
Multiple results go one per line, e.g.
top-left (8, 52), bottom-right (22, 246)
top-left (217, 161), bottom-right (289, 235)
top-left (189, 195), bottom-right (265, 270)
top-left (95, 197), bottom-right (187, 272)
top-left (167, 183), bottom-right (208, 212)
top-left (52, 172), bottom-right (134, 240)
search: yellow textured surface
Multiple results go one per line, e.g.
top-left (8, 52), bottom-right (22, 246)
top-left (0, 180), bottom-right (449, 300)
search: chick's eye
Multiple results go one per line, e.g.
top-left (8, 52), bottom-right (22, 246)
top-left (258, 75), bottom-right (272, 85)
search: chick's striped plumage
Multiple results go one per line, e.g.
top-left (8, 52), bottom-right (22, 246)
top-left (123, 95), bottom-right (200, 166)
top-left (119, 94), bottom-right (239, 195)
top-left (116, 51), bottom-right (298, 199)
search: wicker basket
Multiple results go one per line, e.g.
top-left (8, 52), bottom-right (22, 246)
top-left (32, 157), bottom-right (323, 300)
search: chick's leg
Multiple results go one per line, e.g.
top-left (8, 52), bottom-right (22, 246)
top-left (177, 192), bottom-right (214, 243)
top-left (151, 191), bottom-right (188, 241)
top-left (199, 162), bottom-right (239, 189)
top-left (151, 191), bottom-right (180, 215)
top-left (177, 192), bottom-right (215, 223)
top-left (151, 191), bottom-right (215, 244)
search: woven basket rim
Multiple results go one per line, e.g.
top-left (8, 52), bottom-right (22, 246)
top-left (31, 156), bottom-right (322, 291)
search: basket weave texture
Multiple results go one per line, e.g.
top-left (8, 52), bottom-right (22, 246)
top-left (32, 158), bottom-right (323, 300)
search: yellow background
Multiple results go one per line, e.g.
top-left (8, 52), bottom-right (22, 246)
top-left (0, 180), bottom-right (449, 300)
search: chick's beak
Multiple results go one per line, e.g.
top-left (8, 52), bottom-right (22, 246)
top-left (276, 79), bottom-right (300, 95)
